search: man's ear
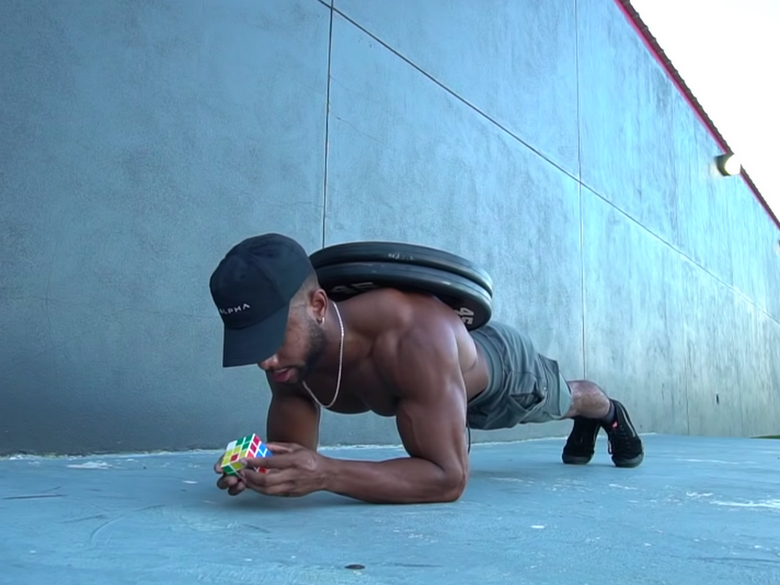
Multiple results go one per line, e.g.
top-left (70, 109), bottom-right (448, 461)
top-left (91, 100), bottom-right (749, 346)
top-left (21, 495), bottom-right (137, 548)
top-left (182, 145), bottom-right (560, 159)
top-left (310, 288), bottom-right (329, 322)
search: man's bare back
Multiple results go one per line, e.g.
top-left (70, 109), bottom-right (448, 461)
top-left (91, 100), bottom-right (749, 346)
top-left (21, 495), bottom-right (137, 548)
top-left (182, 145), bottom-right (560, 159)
top-left (208, 233), bottom-right (645, 504)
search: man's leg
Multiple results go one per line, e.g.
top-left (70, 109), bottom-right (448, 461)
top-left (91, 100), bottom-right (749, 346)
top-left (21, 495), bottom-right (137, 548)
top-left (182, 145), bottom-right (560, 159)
top-left (468, 321), bottom-right (643, 467)
top-left (560, 379), bottom-right (644, 468)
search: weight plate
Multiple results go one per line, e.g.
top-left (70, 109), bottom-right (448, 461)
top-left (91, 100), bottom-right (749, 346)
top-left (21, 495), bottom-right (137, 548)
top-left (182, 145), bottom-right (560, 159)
top-left (314, 261), bottom-right (492, 330)
top-left (310, 241), bottom-right (493, 297)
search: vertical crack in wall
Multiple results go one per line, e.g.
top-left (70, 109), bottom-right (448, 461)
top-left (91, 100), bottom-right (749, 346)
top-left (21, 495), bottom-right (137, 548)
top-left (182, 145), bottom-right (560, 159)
top-left (683, 323), bottom-right (692, 435)
top-left (320, 3), bottom-right (334, 249)
top-left (579, 182), bottom-right (587, 379)
top-left (575, 0), bottom-right (587, 378)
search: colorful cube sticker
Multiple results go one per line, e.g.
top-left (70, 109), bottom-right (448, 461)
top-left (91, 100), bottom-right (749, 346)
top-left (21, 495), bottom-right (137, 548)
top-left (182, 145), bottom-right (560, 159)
top-left (219, 433), bottom-right (271, 476)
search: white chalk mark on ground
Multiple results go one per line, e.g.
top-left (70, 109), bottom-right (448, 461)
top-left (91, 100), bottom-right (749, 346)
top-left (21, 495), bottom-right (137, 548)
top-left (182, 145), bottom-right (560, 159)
top-left (686, 492), bottom-right (714, 498)
top-left (490, 477), bottom-right (532, 483)
top-left (677, 458), bottom-right (752, 465)
top-left (66, 461), bottom-right (112, 469)
top-left (182, 480), bottom-right (198, 484)
top-left (710, 499), bottom-right (780, 511)
top-left (531, 525), bottom-right (545, 529)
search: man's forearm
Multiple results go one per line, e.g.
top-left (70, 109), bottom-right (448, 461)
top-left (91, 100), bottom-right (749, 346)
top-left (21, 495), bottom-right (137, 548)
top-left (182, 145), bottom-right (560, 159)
top-left (319, 455), bottom-right (466, 504)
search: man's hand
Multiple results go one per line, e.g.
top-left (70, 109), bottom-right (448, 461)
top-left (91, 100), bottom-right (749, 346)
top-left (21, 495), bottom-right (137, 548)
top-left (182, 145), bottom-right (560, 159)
top-left (214, 455), bottom-right (253, 496)
top-left (214, 456), bottom-right (247, 496)
top-left (238, 442), bottom-right (326, 498)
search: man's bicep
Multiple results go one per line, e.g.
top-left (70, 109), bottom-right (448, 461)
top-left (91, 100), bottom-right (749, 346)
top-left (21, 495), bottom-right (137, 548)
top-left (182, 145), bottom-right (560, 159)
top-left (391, 326), bottom-right (470, 483)
top-left (265, 381), bottom-right (321, 451)
top-left (395, 391), bottom-right (468, 473)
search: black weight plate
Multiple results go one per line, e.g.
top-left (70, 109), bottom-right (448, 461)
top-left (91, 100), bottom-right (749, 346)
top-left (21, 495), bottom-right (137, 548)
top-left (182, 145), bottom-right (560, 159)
top-left (315, 261), bottom-right (492, 330)
top-left (310, 241), bottom-right (493, 297)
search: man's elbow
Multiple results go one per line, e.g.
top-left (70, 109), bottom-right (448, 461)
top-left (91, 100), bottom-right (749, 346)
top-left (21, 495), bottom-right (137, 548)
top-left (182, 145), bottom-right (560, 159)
top-left (436, 467), bottom-right (468, 503)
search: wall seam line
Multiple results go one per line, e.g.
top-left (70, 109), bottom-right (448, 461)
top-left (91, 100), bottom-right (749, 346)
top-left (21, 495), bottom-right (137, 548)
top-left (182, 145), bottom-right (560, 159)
top-left (581, 183), bottom-right (780, 326)
top-left (320, 3), bottom-right (334, 248)
top-left (330, 4), bottom-right (579, 183)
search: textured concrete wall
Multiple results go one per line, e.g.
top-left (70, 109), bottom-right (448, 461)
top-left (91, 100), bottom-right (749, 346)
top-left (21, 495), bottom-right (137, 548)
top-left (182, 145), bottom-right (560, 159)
top-left (1, 0), bottom-right (777, 456)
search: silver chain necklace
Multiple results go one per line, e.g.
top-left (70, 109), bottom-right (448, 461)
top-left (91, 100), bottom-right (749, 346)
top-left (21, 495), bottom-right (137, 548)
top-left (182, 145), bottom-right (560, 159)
top-left (302, 302), bottom-right (344, 409)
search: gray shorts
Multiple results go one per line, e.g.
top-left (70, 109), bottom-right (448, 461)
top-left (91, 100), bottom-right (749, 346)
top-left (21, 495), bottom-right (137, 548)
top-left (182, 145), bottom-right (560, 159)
top-left (466, 321), bottom-right (572, 430)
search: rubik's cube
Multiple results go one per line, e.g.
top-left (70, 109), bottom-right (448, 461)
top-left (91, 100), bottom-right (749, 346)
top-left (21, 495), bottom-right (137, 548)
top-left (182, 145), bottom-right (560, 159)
top-left (219, 433), bottom-right (271, 476)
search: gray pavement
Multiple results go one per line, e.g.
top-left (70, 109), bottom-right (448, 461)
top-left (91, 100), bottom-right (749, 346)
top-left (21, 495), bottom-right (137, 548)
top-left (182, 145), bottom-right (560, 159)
top-left (2, 434), bottom-right (779, 585)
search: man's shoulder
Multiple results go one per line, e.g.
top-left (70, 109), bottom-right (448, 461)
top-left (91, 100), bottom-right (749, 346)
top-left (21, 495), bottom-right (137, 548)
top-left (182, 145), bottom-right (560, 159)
top-left (349, 289), bottom-right (464, 372)
top-left (349, 288), bottom-right (463, 337)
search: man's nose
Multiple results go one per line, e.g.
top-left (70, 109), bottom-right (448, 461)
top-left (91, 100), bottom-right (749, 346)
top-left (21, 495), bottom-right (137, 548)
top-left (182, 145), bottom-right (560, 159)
top-left (258, 355), bottom-right (279, 370)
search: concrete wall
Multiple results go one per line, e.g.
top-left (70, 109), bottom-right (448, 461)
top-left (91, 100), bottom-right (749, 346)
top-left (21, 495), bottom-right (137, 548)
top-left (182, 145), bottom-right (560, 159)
top-left (1, 0), bottom-right (778, 456)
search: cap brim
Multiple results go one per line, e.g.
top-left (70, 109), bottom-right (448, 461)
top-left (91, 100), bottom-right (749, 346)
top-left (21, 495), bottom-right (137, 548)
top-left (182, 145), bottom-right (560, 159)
top-left (221, 303), bottom-right (290, 368)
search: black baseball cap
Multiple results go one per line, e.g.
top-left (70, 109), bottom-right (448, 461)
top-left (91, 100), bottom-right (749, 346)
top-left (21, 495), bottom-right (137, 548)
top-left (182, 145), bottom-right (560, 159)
top-left (209, 233), bottom-right (313, 367)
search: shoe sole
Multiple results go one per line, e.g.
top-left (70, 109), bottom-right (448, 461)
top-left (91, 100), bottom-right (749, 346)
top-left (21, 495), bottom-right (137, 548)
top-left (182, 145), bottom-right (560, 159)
top-left (612, 453), bottom-right (644, 467)
top-left (561, 418), bottom-right (601, 465)
top-left (562, 454), bottom-right (593, 465)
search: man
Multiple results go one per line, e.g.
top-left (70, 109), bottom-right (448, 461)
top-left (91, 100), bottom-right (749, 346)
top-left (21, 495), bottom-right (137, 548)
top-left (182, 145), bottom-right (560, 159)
top-left (208, 233), bottom-right (644, 504)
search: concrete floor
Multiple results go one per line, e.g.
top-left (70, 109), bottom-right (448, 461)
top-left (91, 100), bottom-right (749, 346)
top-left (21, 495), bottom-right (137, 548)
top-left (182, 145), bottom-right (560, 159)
top-left (1, 434), bottom-right (779, 585)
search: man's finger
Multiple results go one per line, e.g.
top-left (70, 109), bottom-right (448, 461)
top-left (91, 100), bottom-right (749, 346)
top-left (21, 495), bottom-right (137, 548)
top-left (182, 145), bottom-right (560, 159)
top-left (241, 466), bottom-right (294, 490)
top-left (227, 481), bottom-right (246, 496)
top-left (217, 473), bottom-right (241, 490)
top-left (241, 470), bottom-right (295, 497)
top-left (263, 482), bottom-right (298, 497)
top-left (264, 442), bottom-right (298, 454)
top-left (216, 472), bottom-right (246, 496)
top-left (265, 441), bottom-right (301, 453)
top-left (240, 454), bottom-right (290, 469)
top-left (241, 465), bottom-right (287, 483)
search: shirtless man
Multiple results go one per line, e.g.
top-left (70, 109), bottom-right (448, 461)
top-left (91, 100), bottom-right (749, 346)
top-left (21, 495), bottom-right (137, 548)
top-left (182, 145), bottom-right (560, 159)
top-left (208, 233), bottom-right (644, 504)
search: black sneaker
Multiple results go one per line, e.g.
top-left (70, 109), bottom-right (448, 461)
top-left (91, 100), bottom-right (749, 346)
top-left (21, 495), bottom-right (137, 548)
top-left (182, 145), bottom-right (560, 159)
top-left (562, 416), bottom-right (601, 464)
top-left (602, 400), bottom-right (644, 467)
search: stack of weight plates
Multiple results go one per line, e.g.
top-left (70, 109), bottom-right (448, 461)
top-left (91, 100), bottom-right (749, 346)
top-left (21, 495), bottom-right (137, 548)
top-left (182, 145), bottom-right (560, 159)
top-left (309, 241), bottom-right (493, 330)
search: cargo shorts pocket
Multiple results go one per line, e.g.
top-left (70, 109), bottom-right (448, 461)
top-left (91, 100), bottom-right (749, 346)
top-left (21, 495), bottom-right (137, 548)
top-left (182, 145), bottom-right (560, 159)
top-left (506, 370), bottom-right (546, 417)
